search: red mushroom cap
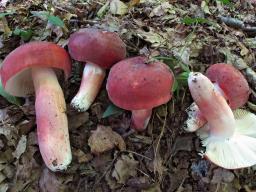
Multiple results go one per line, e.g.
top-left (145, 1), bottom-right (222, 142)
top-left (206, 63), bottom-right (250, 109)
top-left (106, 56), bottom-right (174, 110)
top-left (1, 41), bottom-right (71, 97)
top-left (68, 28), bottom-right (126, 69)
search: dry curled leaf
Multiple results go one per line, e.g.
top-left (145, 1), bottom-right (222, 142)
top-left (0, 183), bottom-right (8, 192)
top-left (88, 125), bottom-right (126, 155)
top-left (110, 0), bottom-right (128, 15)
top-left (112, 154), bottom-right (138, 184)
top-left (149, 2), bottom-right (175, 17)
top-left (0, 17), bottom-right (11, 38)
top-left (73, 149), bottom-right (93, 163)
top-left (12, 135), bottom-right (27, 159)
top-left (129, 0), bottom-right (140, 8)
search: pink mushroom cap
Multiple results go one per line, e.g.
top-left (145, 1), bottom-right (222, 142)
top-left (106, 56), bottom-right (174, 110)
top-left (1, 41), bottom-right (71, 97)
top-left (206, 63), bottom-right (250, 109)
top-left (68, 28), bottom-right (126, 69)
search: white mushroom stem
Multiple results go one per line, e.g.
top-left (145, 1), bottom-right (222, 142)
top-left (131, 109), bottom-right (152, 131)
top-left (188, 72), bottom-right (235, 139)
top-left (71, 63), bottom-right (106, 112)
top-left (184, 83), bottom-right (228, 132)
top-left (32, 67), bottom-right (71, 171)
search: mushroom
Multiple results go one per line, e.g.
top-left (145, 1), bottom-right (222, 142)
top-left (106, 56), bottom-right (174, 131)
top-left (188, 72), bottom-right (256, 169)
top-left (68, 28), bottom-right (126, 112)
top-left (185, 63), bottom-right (250, 132)
top-left (1, 42), bottom-right (72, 171)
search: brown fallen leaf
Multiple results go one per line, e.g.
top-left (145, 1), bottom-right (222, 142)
top-left (142, 184), bottom-right (161, 192)
top-left (88, 125), bottom-right (126, 155)
top-left (0, 17), bottom-right (11, 38)
top-left (10, 146), bottom-right (41, 192)
top-left (73, 149), bottom-right (93, 163)
top-left (68, 112), bottom-right (89, 130)
top-left (17, 119), bottom-right (35, 135)
top-left (112, 154), bottom-right (138, 184)
top-left (12, 135), bottom-right (27, 159)
top-left (129, 0), bottom-right (140, 8)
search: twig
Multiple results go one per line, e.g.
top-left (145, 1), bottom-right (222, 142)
top-left (220, 16), bottom-right (244, 29)
top-left (93, 154), bottom-right (120, 190)
top-left (124, 150), bottom-right (152, 160)
top-left (136, 168), bottom-right (153, 180)
top-left (220, 16), bottom-right (256, 34)
top-left (154, 105), bottom-right (168, 155)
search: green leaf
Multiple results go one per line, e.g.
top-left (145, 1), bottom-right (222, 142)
top-left (216, 0), bottom-right (231, 5)
top-left (172, 79), bottom-right (179, 93)
top-left (30, 11), bottom-right (49, 20)
top-left (13, 28), bottom-right (33, 41)
top-left (173, 72), bottom-right (190, 96)
top-left (97, 1), bottom-right (110, 18)
top-left (47, 15), bottom-right (64, 27)
top-left (102, 103), bottom-right (124, 118)
top-left (0, 11), bottom-right (15, 19)
top-left (31, 11), bottom-right (64, 27)
top-left (182, 16), bottom-right (209, 25)
top-left (154, 56), bottom-right (190, 72)
top-left (154, 56), bottom-right (177, 71)
top-left (176, 71), bottom-right (189, 87)
top-left (0, 81), bottom-right (22, 105)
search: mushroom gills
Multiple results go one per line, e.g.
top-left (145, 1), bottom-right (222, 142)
top-left (198, 109), bottom-right (256, 169)
top-left (5, 68), bottom-right (34, 97)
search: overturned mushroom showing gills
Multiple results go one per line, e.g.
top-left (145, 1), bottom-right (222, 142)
top-left (68, 28), bottom-right (126, 112)
top-left (188, 72), bottom-right (256, 169)
top-left (185, 63), bottom-right (250, 132)
top-left (106, 56), bottom-right (174, 131)
top-left (1, 42), bottom-right (72, 171)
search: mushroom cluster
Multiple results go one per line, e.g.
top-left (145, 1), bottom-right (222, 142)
top-left (1, 28), bottom-right (174, 171)
top-left (188, 69), bottom-right (256, 169)
top-left (4, 26), bottom-right (254, 172)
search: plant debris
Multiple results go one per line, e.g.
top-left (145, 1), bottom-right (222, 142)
top-left (88, 125), bottom-right (126, 155)
top-left (112, 154), bottom-right (139, 184)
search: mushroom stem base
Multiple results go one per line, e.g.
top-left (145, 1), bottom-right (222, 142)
top-left (71, 63), bottom-right (106, 112)
top-left (131, 109), bottom-right (152, 131)
top-left (32, 67), bottom-right (71, 171)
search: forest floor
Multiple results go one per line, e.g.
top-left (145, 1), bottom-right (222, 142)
top-left (1, 0), bottom-right (256, 191)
